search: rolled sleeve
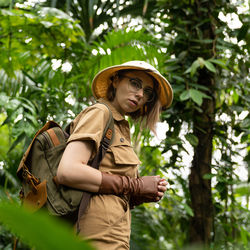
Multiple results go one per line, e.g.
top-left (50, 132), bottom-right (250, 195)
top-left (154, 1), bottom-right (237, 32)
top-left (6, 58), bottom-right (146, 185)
top-left (68, 104), bottom-right (110, 160)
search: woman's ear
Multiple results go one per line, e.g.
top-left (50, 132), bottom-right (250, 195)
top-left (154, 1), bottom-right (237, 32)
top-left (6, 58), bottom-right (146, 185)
top-left (112, 74), bottom-right (119, 88)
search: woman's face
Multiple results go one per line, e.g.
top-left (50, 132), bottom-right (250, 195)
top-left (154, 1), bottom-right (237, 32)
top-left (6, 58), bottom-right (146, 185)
top-left (112, 70), bottom-right (154, 115)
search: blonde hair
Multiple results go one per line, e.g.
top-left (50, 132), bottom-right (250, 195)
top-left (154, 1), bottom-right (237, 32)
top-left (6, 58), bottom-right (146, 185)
top-left (106, 70), bottom-right (161, 133)
top-left (145, 99), bottom-right (161, 134)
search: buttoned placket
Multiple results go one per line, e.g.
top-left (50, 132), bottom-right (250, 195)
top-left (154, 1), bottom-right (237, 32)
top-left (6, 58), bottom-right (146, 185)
top-left (118, 120), bottom-right (131, 143)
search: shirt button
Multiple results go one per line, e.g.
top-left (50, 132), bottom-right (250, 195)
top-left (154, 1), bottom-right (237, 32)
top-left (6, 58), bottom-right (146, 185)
top-left (120, 138), bottom-right (124, 142)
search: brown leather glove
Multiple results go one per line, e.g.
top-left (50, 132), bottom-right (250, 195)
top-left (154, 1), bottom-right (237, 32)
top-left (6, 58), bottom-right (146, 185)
top-left (129, 194), bottom-right (154, 209)
top-left (129, 178), bottom-right (167, 208)
top-left (98, 172), bottom-right (160, 202)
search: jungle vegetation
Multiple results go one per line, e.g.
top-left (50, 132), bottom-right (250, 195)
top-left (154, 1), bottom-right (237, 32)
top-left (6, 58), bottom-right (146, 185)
top-left (0, 0), bottom-right (249, 249)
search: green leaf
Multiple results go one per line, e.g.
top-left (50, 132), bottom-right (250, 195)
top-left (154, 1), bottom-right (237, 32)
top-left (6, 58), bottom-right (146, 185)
top-left (41, 21), bottom-right (54, 28)
top-left (40, 7), bottom-right (74, 21)
top-left (203, 173), bottom-right (215, 180)
top-left (204, 60), bottom-right (216, 73)
top-left (240, 118), bottom-right (250, 128)
top-left (189, 89), bottom-right (203, 106)
top-left (185, 133), bottom-right (199, 146)
top-left (208, 59), bottom-right (228, 69)
top-left (0, 9), bottom-right (14, 16)
top-left (172, 85), bottom-right (185, 94)
top-left (184, 58), bottom-right (206, 77)
top-left (7, 132), bottom-right (26, 153)
top-left (20, 102), bottom-right (37, 116)
top-left (183, 203), bottom-right (194, 217)
top-left (197, 57), bottom-right (205, 68)
top-left (190, 60), bottom-right (200, 77)
top-left (180, 90), bottom-right (190, 101)
top-left (0, 92), bottom-right (9, 106)
top-left (235, 183), bottom-right (250, 196)
top-left (172, 75), bottom-right (185, 82)
top-left (189, 83), bottom-right (210, 91)
top-left (0, 201), bottom-right (93, 250)
top-left (240, 226), bottom-right (250, 246)
top-left (191, 39), bottom-right (214, 44)
top-left (26, 113), bottom-right (39, 127)
top-left (232, 89), bottom-right (239, 103)
top-left (6, 99), bottom-right (21, 110)
top-left (237, 24), bottom-right (249, 42)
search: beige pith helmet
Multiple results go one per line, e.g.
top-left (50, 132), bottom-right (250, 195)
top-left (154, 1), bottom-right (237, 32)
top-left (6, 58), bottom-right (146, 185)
top-left (91, 60), bottom-right (173, 108)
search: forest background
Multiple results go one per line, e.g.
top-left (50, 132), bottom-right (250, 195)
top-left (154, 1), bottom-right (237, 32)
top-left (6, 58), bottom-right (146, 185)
top-left (0, 0), bottom-right (249, 249)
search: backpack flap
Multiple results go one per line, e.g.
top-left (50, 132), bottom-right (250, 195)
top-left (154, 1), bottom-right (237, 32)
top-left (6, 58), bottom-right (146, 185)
top-left (17, 120), bottom-right (61, 179)
top-left (17, 121), bottom-right (61, 211)
top-left (23, 180), bottom-right (47, 212)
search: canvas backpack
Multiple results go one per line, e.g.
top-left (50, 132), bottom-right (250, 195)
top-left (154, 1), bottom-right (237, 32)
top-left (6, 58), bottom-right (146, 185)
top-left (16, 103), bottom-right (114, 227)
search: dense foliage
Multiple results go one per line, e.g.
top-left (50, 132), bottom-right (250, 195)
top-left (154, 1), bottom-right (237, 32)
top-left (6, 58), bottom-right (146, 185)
top-left (0, 0), bottom-right (249, 249)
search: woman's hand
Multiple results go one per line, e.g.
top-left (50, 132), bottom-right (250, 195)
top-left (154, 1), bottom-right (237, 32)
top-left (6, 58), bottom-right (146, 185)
top-left (156, 178), bottom-right (168, 201)
top-left (129, 176), bottom-right (168, 208)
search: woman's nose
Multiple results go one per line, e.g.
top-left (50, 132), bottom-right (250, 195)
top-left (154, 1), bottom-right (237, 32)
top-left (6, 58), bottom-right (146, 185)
top-left (135, 88), bottom-right (144, 98)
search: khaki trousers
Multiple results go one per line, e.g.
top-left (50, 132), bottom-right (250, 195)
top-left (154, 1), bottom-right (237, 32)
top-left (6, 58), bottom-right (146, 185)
top-left (77, 194), bottom-right (131, 250)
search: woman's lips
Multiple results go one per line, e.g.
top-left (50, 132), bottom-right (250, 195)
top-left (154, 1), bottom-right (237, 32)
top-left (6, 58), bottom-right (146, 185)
top-left (128, 99), bottom-right (138, 107)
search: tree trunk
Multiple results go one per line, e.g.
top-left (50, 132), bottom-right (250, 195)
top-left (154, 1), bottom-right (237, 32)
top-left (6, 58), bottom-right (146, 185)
top-left (189, 69), bottom-right (215, 244)
top-left (188, 1), bottom-right (216, 243)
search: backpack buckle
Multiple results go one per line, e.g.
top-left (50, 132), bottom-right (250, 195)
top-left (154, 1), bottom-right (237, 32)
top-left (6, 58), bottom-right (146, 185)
top-left (22, 166), bottom-right (40, 193)
top-left (101, 136), bottom-right (111, 151)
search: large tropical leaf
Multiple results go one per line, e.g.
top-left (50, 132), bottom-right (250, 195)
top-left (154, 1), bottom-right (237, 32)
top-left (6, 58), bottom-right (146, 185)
top-left (0, 200), bottom-right (94, 250)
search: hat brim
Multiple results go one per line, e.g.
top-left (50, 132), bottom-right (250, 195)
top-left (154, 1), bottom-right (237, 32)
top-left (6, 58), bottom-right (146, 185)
top-left (92, 64), bottom-right (173, 108)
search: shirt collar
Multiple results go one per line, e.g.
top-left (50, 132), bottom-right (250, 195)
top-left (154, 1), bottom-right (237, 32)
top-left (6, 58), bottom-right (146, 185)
top-left (97, 98), bottom-right (125, 122)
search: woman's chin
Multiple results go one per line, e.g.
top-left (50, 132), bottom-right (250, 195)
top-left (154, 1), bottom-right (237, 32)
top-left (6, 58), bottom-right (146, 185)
top-left (125, 108), bottom-right (139, 115)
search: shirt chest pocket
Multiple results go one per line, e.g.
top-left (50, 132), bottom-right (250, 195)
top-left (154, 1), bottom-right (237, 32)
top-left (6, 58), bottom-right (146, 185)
top-left (108, 136), bottom-right (141, 166)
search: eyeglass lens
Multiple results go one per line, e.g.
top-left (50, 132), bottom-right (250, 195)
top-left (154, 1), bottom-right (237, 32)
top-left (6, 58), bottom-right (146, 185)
top-left (123, 76), bottom-right (154, 102)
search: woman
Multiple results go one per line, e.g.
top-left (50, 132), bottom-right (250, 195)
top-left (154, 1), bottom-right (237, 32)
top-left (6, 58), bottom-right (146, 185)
top-left (57, 61), bottom-right (173, 249)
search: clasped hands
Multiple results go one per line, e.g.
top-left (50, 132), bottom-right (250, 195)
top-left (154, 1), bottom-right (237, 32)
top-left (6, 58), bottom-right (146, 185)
top-left (129, 175), bottom-right (168, 207)
top-left (98, 172), bottom-right (168, 207)
top-left (156, 176), bottom-right (168, 201)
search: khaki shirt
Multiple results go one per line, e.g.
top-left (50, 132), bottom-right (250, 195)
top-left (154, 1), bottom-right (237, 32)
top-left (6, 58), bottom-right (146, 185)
top-left (67, 98), bottom-right (141, 178)
top-left (67, 99), bottom-right (138, 249)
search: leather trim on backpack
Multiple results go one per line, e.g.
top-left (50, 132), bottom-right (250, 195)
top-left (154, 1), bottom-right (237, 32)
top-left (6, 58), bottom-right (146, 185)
top-left (47, 128), bottom-right (60, 146)
top-left (23, 180), bottom-right (47, 212)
